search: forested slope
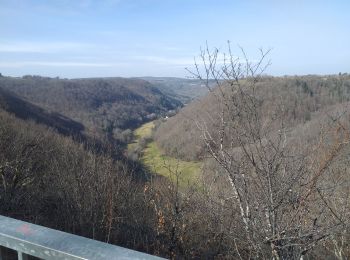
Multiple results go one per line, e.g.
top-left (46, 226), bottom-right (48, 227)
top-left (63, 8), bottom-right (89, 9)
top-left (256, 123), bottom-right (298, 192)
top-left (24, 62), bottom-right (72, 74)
top-left (0, 86), bottom-right (85, 136)
top-left (0, 76), bottom-right (182, 139)
top-left (0, 107), bottom-right (158, 250)
top-left (155, 75), bottom-right (350, 161)
top-left (152, 74), bottom-right (350, 259)
top-left (140, 77), bottom-right (210, 103)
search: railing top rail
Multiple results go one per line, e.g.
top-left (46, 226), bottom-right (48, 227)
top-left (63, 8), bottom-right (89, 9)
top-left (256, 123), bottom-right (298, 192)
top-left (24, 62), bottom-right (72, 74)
top-left (0, 215), bottom-right (164, 260)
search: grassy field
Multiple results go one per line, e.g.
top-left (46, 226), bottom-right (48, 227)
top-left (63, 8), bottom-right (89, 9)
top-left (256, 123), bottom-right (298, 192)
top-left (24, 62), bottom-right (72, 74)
top-left (127, 121), bottom-right (154, 151)
top-left (129, 121), bottom-right (202, 186)
top-left (134, 121), bottom-right (154, 139)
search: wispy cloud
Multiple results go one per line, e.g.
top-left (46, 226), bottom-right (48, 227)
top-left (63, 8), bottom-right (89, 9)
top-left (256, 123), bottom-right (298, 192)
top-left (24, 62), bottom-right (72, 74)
top-left (132, 55), bottom-right (195, 66)
top-left (0, 42), bottom-right (93, 54)
top-left (131, 53), bottom-right (252, 68)
top-left (0, 61), bottom-right (117, 68)
top-left (1, 0), bottom-right (127, 16)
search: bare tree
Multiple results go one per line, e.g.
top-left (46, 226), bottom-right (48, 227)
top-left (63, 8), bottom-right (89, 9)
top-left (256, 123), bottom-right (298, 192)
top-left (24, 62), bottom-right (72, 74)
top-left (187, 43), bottom-right (350, 259)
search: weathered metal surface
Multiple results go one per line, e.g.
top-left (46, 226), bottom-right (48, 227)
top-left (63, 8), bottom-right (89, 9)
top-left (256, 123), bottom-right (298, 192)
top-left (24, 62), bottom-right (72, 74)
top-left (0, 215), bottom-right (165, 260)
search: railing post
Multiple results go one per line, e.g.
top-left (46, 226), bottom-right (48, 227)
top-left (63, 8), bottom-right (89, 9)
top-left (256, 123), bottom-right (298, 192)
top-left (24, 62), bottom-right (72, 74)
top-left (18, 251), bottom-right (29, 260)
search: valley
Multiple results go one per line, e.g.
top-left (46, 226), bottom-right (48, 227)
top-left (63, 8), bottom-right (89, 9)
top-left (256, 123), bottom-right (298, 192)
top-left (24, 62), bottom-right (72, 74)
top-left (1, 73), bottom-right (350, 259)
top-left (128, 121), bottom-right (202, 186)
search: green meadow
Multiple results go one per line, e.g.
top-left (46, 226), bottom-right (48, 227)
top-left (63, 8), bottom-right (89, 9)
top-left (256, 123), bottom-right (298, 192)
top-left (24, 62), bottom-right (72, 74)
top-left (129, 121), bottom-right (202, 186)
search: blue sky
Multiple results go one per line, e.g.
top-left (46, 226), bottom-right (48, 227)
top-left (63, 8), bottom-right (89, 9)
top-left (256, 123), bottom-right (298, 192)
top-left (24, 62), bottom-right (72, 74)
top-left (0, 0), bottom-right (349, 78)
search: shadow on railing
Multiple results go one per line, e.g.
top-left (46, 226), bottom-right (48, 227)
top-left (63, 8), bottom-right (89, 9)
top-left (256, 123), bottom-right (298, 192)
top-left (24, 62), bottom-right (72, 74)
top-left (0, 215), bottom-right (164, 260)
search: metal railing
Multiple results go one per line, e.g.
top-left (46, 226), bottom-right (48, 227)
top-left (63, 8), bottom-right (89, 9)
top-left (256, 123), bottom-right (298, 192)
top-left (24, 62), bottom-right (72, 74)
top-left (0, 215), bottom-right (164, 260)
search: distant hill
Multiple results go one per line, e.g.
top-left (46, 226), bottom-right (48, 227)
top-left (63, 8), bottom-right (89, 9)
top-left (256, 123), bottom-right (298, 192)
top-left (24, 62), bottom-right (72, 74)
top-left (0, 76), bottom-right (182, 138)
top-left (0, 87), bottom-right (85, 137)
top-left (0, 86), bottom-right (130, 158)
top-left (155, 75), bottom-right (350, 161)
top-left (139, 77), bottom-right (210, 103)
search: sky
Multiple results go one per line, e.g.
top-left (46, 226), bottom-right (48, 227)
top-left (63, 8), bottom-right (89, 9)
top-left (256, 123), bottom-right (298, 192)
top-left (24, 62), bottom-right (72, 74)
top-left (0, 0), bottom-right (349, 78)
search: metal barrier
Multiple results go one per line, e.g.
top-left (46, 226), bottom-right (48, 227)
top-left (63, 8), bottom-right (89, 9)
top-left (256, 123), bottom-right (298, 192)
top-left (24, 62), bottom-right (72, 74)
top-left (0, 215), bottom-right (164, 260)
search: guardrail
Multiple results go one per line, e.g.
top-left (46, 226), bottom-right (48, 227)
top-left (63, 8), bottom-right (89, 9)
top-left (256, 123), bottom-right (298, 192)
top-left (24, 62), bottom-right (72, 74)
top-left (0, 215), bottom-right (164, 260)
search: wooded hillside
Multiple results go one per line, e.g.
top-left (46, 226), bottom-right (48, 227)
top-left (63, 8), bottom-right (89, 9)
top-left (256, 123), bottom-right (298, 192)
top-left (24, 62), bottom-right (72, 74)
top-left (0, 76), bottom-right (182, 139)
top-left (155, 75), bottom-right (350, 161)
